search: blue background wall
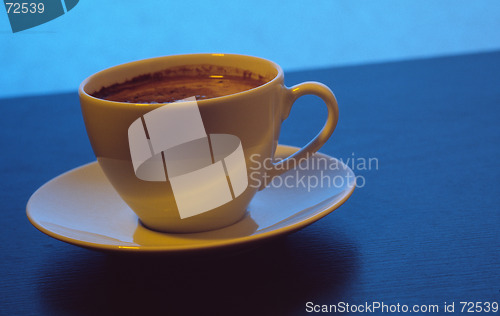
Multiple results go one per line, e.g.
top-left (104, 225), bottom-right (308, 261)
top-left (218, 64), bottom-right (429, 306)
top-left (1, 0), bottom-right (499, 98)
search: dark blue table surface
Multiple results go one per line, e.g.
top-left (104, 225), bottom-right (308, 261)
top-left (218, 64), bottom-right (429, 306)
top-left (1, 52), bottom-right (499, 315)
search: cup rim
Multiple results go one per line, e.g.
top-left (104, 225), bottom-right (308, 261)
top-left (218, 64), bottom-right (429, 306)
top-left (79, 53), bottom-right (283, 106)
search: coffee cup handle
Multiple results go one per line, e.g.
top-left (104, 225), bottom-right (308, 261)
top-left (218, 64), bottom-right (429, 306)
top-left (260, 82), bottom-right (339, 190)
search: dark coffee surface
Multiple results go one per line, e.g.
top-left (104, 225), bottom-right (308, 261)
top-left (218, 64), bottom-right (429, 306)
top-left (91, 68), bottom-right (268, 103)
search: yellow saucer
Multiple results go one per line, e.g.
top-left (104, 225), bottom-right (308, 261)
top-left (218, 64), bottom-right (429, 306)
top-left (27, 145), bottom-right (355, 253)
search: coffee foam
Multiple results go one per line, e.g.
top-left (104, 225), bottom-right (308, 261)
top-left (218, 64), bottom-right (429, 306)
top-left (91, 64), bottom-right (270, 103)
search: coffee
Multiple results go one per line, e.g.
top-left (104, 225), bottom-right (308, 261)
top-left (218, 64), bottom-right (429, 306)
top-left (80, 54), bottom-right (339, 232)
top-left (91, 64), bottom-right (268, 103)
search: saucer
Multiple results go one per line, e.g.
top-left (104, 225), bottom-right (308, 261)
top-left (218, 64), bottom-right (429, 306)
top-left (27, 145), bottom-right (355, 253)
